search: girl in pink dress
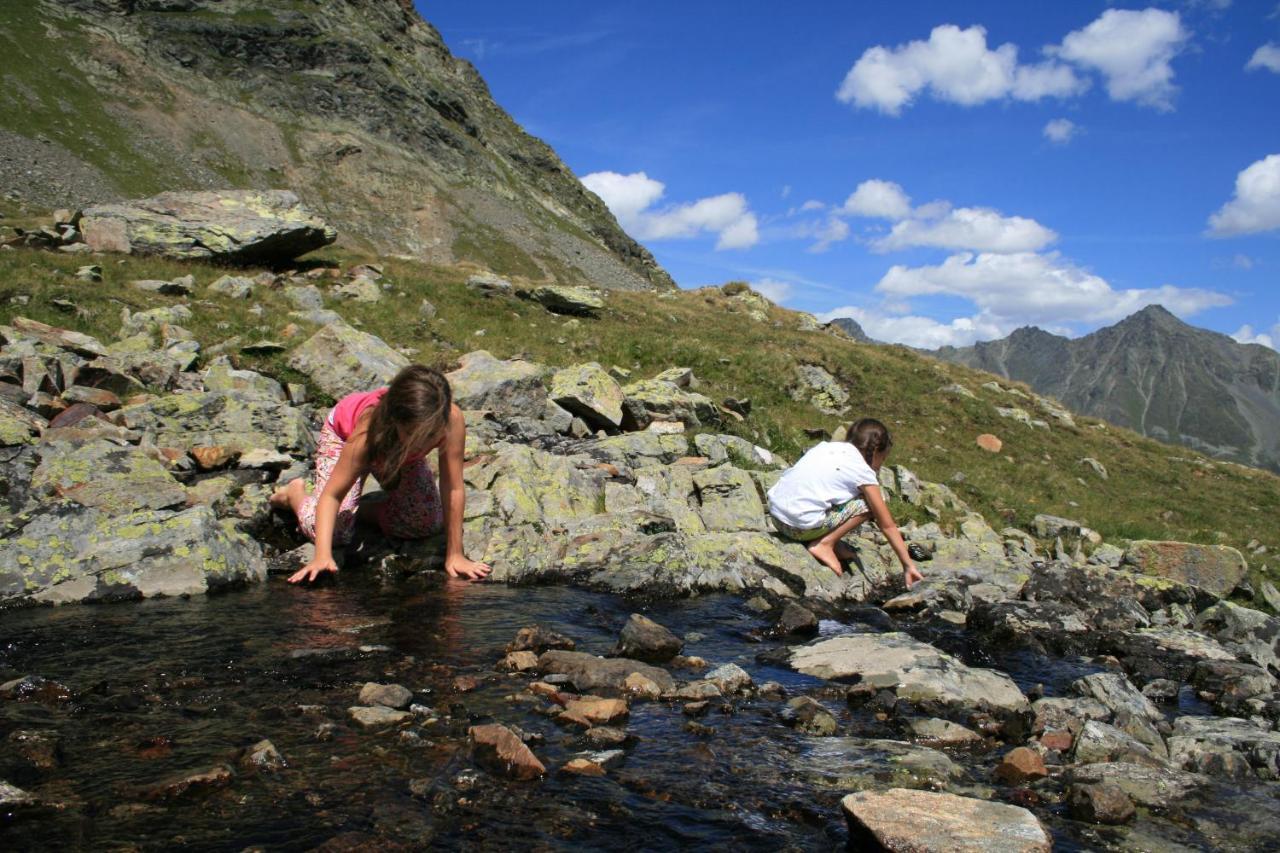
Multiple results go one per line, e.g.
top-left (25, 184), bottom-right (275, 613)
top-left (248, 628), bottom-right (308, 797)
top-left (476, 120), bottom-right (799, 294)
top-left (270, 364), bottom-right (491, 583)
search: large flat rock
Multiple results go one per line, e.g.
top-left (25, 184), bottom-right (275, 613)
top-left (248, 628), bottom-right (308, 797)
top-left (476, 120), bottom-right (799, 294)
top-left (288, 323), bottom-right (409, 400)
top-left (790, 632), bottom-right (1029, 716)
top-left (1122, 540), bottom-right (1248, 598)
top-left (842, 788), bottom-right (1051, 853)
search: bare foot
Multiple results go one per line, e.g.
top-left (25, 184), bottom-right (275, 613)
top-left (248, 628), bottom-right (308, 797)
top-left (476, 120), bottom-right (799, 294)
top-left (269, 477), bottom-right (305, 512)
top-left (806, 539), bottom-right (844, 576)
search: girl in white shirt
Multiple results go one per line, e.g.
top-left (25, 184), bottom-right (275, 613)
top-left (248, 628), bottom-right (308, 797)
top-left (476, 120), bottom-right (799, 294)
top-left (767, 418), bottom-right (923, 587)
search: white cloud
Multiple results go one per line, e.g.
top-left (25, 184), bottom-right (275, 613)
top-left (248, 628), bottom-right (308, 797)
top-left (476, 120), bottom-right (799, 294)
top-left (1233, 254), bottom-right (1256, 270)
top-left (799, 199), bottom-right (826, 212)
top-left (1052, 9), bottom-right (1189, 110)
top-left (875, 206), bottom-right (1058, 253)
top-left (1232, 319), bottom-right (1279, 350)
top-left (1207, 154), bottom-right (1280, 236)
top-left (875, 251), bottom-right (1231, 329)
top-left (817, 306), bottom-right (1009, 349)
top-left (836, 24), bottom-right (1085, 115)
top-left (581, 170), bottom-right (759, 250)
top-left (1043, 118), bottom-right (1079, 144)
top-left (808, 218), bottom-right (852, 253)
top-left (1246, 43), bottom-right (1280, 73)
top-left (840, 179), bottom-right (913, 219)
top-left (752, 278), bottom-right (792, 303)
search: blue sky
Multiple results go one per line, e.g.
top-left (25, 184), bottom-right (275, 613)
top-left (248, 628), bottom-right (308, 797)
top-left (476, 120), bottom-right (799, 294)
top-left (419, 2), bottom-right (1280, 349)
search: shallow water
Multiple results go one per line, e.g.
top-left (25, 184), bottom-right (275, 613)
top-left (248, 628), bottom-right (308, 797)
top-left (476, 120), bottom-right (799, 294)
top-left (0, 576), bottom-right (1275, 851)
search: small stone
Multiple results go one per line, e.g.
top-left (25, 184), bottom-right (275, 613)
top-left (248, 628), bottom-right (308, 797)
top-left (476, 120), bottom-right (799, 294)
top-left (469, 723), bottom-right (545, 780)
top-left (1039, 730), bottom-right (1073, 752)
top-left (507, 625), bottom-right (576, 654)
top-left (622, 672), bottom-right (662, 700)
top-left (502, 651), bottom-right (540, 672)
top-left (613, 613), bottom-right (683, 663)
top-left (1069, 782), bottom-right (1135, 825)
top-left (774, 602), bottom-right (819, 636)
top-left (240, 739), bottom-right (286, 772)
top-left (75, 264), bottom-right (103, 282)
top-left (562, 757), bottom-right (606, 776)
top-left (705, 663), bottom-right (752, 695)
top-left (786, 696), bottom-right (838, 736)
top-left (994, 746), bottom-right (1048, 784)
top-left (562, 697), bottom-right (628, 725)
top-left (208, 275), bottom-right (254, 299)
top-left (358, 683), bottom-right (413, 710)
top-left (191, 445), bottom-right (239, 471)
top-left (237, 448), bottom-right (292, 470)
top-left (976, 433), bottom-right (1003, 453)
top-left (909, 717), bottom-right (983, 747)
top-left (348, 706), bottom-right (411, 728)
top-left (453, 675), bottom-right (480, 693)
top-left (584, 727), bottom-right (628, 747)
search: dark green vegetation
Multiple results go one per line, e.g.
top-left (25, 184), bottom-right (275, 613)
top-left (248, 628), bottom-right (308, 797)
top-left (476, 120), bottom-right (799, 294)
top-left (934, 306), bottom-right (1280, 475)
top-left (3, 244), bottom-right (1276, 585)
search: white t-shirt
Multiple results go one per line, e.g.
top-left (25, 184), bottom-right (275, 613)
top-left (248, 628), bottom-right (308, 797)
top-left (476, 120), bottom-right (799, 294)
top-left (766, 442), bottom-right (880, 529)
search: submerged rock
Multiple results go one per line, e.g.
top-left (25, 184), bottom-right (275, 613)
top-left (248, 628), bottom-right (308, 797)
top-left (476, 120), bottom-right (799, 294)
top-left (358, 683), bottom-right (413, 710)
top-left (537, 650), bottom-right (676, 693)
top-left (612, 613), bottom-right (683, 663)
top-left (348, 706), bottom-right (411, 729)
top-left (842, 788), bottom-right (1051, 853)
top-left (469, 723), bottom-right (545, 780)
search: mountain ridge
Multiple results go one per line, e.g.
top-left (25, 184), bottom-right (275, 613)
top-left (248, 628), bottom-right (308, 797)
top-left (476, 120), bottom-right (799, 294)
top-left (933, 305), bottom-right (1280, 473)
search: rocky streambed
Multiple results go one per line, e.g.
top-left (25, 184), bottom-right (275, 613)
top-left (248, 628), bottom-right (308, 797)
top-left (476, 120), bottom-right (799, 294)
top-left (2, 288), bottom-right (1280, 850)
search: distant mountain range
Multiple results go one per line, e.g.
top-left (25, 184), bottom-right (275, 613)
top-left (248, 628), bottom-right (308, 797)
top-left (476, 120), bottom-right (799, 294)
top-left (931, 305), bottom-right (1280, 473)
top-left (829, 317), bottom-right (874, 343)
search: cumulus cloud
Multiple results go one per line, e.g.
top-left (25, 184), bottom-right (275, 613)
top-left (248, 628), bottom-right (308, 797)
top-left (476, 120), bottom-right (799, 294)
top-left (838, 9), bottom-right (1189, 115)
top-left (874, 206), bottom-right (1057, 253)
top-left (875, 251), bottom-right (1231, 329)
top-left (581, 170), bottom-right (759, 250)
top-left (1207, 154), bottom-right (1280, 237)
top-left (1051, 8), bottom-right (1189, 110)
top-left (808, 218), bottom-right (852, 253)
top-left (816, 306), bottom-right (1009, 349)
top-left (1232, 321), bottom-right (1278, 350)
top-left (752, 278), bottom-right (793, 303)
top-left (836, 24), bottom-right (1085, 115)
top-left (840, 179), bottom-right (913, 219)
top-left (1246, 43), bottom-right (1280, 73)
top-left (1043, 118), bottom-right (1079, 144)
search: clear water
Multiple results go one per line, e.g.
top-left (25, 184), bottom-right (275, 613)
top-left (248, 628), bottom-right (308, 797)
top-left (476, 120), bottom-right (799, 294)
top-left (0, 575), bottom-right (1275, 851)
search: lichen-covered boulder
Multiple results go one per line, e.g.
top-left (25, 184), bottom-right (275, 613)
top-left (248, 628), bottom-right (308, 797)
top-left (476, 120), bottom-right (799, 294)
top-left (549, 362), bottom-right (624, 429)
top-left (202, 358), bottom-right (286, 401)
top-left (0, 504), bottom-right (266, 605)
top-left (475, 444), bottom-right (603, 527)
top-left (518, 284), bottom-right (603, 316)
top-left (692, 465), bottom-right (766, 532)
top-left (288, 323), bottom-right (409, 400)
top-left (119, 390), bottom-right (315, 457)
top-left (585, 432), bottom-right (690, 469)
top-left (446, 351), bottom-right (547, 418)
top-left (31, 438), bottom-right (187, 515)
top-left (1122, 540), bottom-right (1248, 599)
top-left (78, 190), bottom-right (336, 263)
top-left (0, 400), bottom-right (44, 446)
top-left (790, 364), bottom-right (849, 415)
top-left (621, 378), bottom-right (717, 429)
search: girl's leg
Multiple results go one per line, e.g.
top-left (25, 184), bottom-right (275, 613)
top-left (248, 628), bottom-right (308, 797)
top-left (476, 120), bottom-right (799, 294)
top-left (807, 501), bottom-right (871, 576)
top-left (292, 423), bottom-right (363, 545)
top-left (376, 458), bottom-right (444, 539)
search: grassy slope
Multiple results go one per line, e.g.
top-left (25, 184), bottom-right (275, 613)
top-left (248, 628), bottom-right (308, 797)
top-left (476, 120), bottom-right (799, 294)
top-left (1, 245), bottom-right (1277, 586)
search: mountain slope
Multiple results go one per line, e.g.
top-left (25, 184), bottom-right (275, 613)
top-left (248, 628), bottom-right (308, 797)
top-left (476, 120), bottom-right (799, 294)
top-left (0, 0), bottom-right (672, 290)
top-left (934, 306), bottom-right (1280, 473)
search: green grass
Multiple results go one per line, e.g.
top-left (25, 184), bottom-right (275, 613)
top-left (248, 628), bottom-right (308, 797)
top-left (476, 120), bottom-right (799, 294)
top-left (1, 244), bottom-right (1277, 584)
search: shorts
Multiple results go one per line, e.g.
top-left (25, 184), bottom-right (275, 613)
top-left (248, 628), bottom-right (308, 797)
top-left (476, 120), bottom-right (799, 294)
top-left (771, 499), bottom-right (869, 543)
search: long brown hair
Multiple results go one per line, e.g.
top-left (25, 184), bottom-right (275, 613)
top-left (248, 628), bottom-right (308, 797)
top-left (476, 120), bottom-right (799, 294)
top-left (846, 417), bottom-right (892, 466)
top-left (364, 365), bottom-right (452, 489)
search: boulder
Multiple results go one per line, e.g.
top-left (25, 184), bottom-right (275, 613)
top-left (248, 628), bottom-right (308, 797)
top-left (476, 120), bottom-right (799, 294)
top-left (358, 683), bottom-right (413, 710)
top-left (841, 788), bottom-right (1051, 853)
top-left (348, 706), bottom-right (411, 728)
top-left (785, 696), bottom-right (838, 735)
top-left (518, 284), bottom-right (603, 316)
top-left (908, 718), bottom-right (983, 747)
top-left (466, 273), bottom-right (512, 296)
top-left (446, 351), bottom-right (547, 418)
top-left (207, 275), bottom-right (254, 299)
top-left (692, 465), bottom-right (766, 532)
top-left (30, 438), bottom-right (188, 515)
top-left (0, 504), bottom-right (266, 606)
top-left (1167, 715), bottom-right (1280, 779)
top-left (790, 364), bottom-right (849, 415)
top-left (549, 363), bottom-right (624, 429)
top-left (288, 323), bottom-right (409, 400)
top-left (507, 625), bottom-right (576, 654)
top-left (9, 317), bottom-right (108, 358)
top-left (1193, 600), bottom-right (1280, 674)
top-left (774, 602), bottom-right (819, 636)
top-left (790, 633), bottom-right (1030, 720)
top-left (1064, 762), bottom-right (1204, 809)
top-left (120, 390), bottom-right (314, 457)
top-left (621, 378), bottom-right (717, 429)
top-left (469, 723), bottom-right (545, 780)
top-left (994, 746), bottom-right (1048, 784)
top-left (561, 696), bottom-right (628, 725)
top-left (1071, 672), bottom-right (1162, 722)
top-left (1072, 720), bottom-right (1164, 766)
top-left (78, 190), bottom-right (335, 262)
top-left (613, 613), bottom-right (683, 663)
top-left (1122, 540), bottom-right (1248, 598)
top-left (1069, 782), bottom-right (1134, 824)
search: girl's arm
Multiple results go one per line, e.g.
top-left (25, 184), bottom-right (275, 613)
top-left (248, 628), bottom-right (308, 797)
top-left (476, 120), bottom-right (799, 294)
top-left (861, 484), bottom-right (924, 588)
top-left (438, 404), bottom-right (492, 581)
top-left (288, 424), bottom-right (370, 584)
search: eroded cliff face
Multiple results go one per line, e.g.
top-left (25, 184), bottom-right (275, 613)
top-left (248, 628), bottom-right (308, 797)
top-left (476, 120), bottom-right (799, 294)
top-left (934, 306), bottom-right (1280, 473)
top-left (0, 0), bottom-right (674, 290)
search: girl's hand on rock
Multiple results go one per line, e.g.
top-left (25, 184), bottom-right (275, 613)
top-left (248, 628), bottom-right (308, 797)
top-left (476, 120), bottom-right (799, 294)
top-left (446, 555), bottom-right (492, 581)
top-left (903, 563), bottom-right (923, 589)
top-left (289, 557), bottom-right (339, 584)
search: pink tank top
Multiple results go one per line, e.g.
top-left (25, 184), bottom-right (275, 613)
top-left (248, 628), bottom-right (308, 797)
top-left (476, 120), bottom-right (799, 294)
top-left (327, 387), bottom-right (388, 440)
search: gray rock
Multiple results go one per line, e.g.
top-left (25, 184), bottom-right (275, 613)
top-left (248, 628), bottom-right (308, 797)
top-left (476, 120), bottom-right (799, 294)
top-left (1194, 600), bottom-right (1280, 674)
top-left (1167, 715), bottom-right (1280, 779)
top-left (288, 323), bottom-right (409, 400)
top-left (1072, 720), bottom-right (1165, 766)
top-left (80, 190), bottom-right (335, 263)
top-left (1122, 540), bottom-right (1248, 599)
top-left (1064, 761), bottom-right (1205, 808)
top-left (785, 695), bottom-right (838, 735)
top-left (908, 717), bottom-right (983, 747)
top-left (207, 275), bottom-right (254, 299)
top-left (790, 633), bottom-right (1030, 719)
top-left (30, 438), bottom-right (188, 516)
top-left (692, 465), bottom-right (766, 533)
top-left (613, 613), bottom-right (683, 663)
top-left (348, 705), bottom-right (411, 728)
top-left (518, 284), bottom-right (603, 316)
top-left (285, 285), bottom-right (325, 311)
top-left (1071, 672), bottom-right (1162, 722)
top-left (1031, 513), bottom-right (1084, 539)
top-left (358, 682), bottom-right (414, 710)
top-left (120, 390), bottom-right (315, 456)
top-left (446, 350), bottom-right (547, 418)
top-left (790, 364), bottom-right (849, 415)
top-left (842, 788), bottom-right (1051, 853)
top-left (466, 273), bottom-right (512, 296)
top-left (537, 650), bottom-right (676, 693)
top-left (704, 663), bottom-right (752, 694)
top-left (1069, 782), bottom-right (1134, 824)
top-left (549, 362), bottom-right (624, 429)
